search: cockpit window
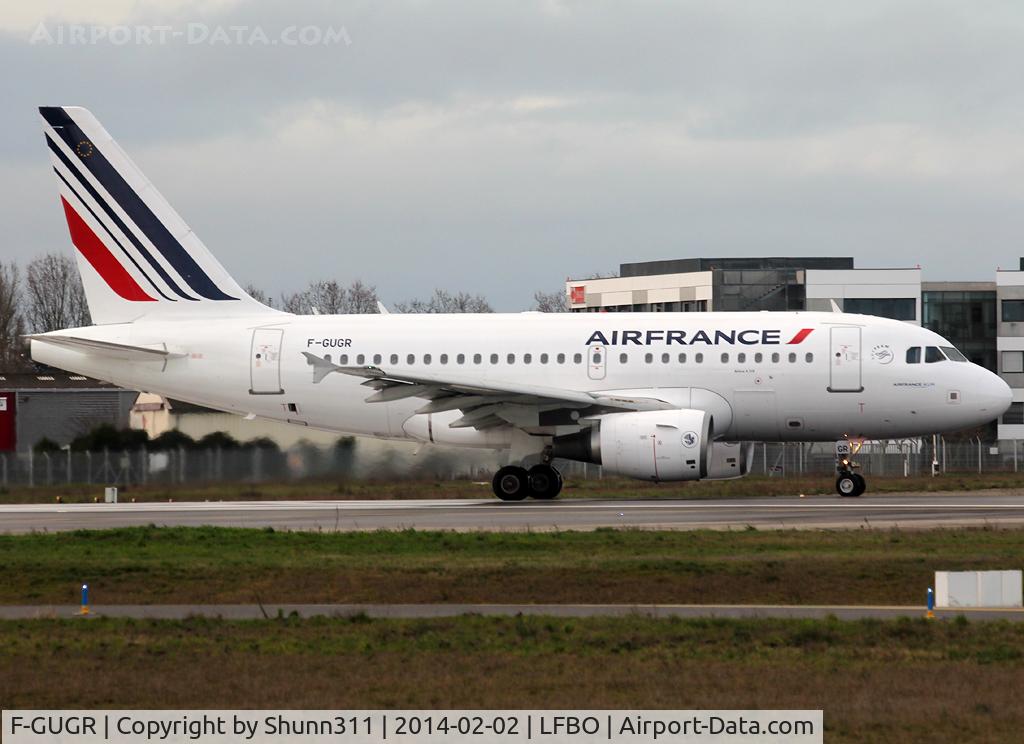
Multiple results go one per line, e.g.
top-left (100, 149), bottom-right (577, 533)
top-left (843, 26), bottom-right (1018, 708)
top-left (906, 347), bottom-right (921, 364)
top-left (925, 346), bottom-right (945, 363)
top-left (941, 346), bottom-right (968, 362)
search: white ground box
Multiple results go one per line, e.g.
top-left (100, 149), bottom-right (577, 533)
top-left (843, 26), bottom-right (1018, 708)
top-left (935, 570), bottom-right (1023, 608)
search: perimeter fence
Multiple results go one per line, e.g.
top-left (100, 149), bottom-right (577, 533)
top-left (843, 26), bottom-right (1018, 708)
top-left (0, 437), bottom-right (1020, 488)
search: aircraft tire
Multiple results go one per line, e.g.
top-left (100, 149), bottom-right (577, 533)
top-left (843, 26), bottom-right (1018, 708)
top-left (851, 473), bottom-right (866, 496)
top-left (493, 466), bottom-right (530, 501)
top-left (527, 464), bottom-right (562, 500)
top-left (836, 474), bottom-right (859, 498)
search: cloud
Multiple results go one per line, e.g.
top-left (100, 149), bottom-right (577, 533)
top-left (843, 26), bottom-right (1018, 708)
top-left (2, 1), bottom-right (1024, 309)
top-left (0, 0), bottom-right (244, 33)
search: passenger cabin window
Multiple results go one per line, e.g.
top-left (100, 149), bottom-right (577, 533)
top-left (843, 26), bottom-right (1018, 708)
top-left (619, 353), bottom-right (628, 363)
top-left (925, 346), bottom-right (944, 363)
top-left (356, 354), bottom-right (365, 365)
top-left (390, 354), bottom-right (398, 365)
top-left (754, 352), bottom-right (763, 363)
top-left (721, 353), bottom-right (729, 363)
top-left (788, 353), bottom-right (797, 363)
top-left (906, 347), bottom-right (921, 364)
top-left (407, 354), bottom-right (415, 365)
top-left (737, 353), bottom-right (746, 363)
top-left (771, 352), bottom-right (780, 363)
top-left (678, 353), bottom-right (687, 363)
top-left (473, 353), bottom-right (481, 364)
top-left (423, 354), bottom-right (432, 365)
top-left (573, 353), bottom-right (583, 364)
top-left (439, 354), bottom-right (448, 365)
top-left (456, 353), bottom-right (465, 364)
top-left (490, 353), bottom-right (499, 364)
top-left (805, 353), bottom-right (813, 363)
top-left (661, 353), bottom-right (670, 363)
top-left (373, 354), bottom-right (382, 365)
top-left (557, 353), bottom-right (566, 364)
top-left (540, 353), bottom-right (549, 364)
top-left (507, 353), bottom-right (515, 364)
top-left (695, 353), bottom-right (704, 363)
top-left (645, 353), bottom-right (653, 363)
top-left (340, 354), bottom-right (349, 365)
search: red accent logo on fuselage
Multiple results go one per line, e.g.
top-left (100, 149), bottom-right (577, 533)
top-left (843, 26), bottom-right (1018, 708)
top-left (787, 328), bottom-right (814, 344)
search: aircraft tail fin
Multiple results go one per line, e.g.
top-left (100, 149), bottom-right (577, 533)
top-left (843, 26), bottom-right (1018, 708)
top-left (39, 105), bottom-right (278, 324)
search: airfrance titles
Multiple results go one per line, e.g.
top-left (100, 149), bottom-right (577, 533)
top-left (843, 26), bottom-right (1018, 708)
top-left (584, 328), bottom-right (813, 346)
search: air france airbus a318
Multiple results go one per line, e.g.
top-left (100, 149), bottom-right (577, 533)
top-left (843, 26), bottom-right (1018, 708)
top-left (29, 106), bottom-right (1012, 499)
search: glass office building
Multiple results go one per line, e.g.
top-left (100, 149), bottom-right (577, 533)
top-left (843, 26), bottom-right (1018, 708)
top-left (922, 284), bottom-right (997, 371)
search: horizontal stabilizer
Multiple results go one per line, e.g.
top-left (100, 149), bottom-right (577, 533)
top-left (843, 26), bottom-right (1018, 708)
top-left (26, 334), bottom-right (184, 361)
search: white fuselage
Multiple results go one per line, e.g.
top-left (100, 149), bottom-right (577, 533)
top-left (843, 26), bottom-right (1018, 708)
top-left (31, 310), bottom-right (1011, 449)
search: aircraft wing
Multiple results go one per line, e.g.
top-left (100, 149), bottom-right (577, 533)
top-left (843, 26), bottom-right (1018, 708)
top-left (302, 352), bottom-right (674, 429)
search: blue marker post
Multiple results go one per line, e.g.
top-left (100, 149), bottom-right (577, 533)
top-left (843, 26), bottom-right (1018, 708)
top-left (80, 584), bottom-right (89, 616)
top-left (926, 587), bottom-right (935, 619)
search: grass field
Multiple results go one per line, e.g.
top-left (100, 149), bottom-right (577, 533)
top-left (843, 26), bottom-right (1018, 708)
top-left (1, 614), bottom-right (1022, 743)
top-left (2, 526), bottom-right (1022, 605)
top-left (2, 471), bottom-right (1024, 504)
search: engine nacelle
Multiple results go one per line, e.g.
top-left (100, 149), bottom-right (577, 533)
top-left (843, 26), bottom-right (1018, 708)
top-left (704, 441), bottom-right (756, 480)
top-left (554, 409), bottom-right (712, 481)
top-left (402, 410), bottom-right (512, 449)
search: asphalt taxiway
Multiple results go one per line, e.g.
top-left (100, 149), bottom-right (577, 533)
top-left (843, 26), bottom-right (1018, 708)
top-left (3, 492), bottom-right (1024, 533)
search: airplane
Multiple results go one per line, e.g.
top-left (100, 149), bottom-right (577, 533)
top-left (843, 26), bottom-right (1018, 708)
top-left (29, 106), bottom-right (1013, 500)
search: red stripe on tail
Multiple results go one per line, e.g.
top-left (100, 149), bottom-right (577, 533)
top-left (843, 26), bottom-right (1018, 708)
top-left (787, 328), bottom-right (814, 344)
top-left (60, 197), bottom-right (155, 302)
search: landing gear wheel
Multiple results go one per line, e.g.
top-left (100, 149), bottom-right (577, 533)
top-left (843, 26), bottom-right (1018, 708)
top-left (492, 466), bottom-right (530, 501)
top-left (836, 474), bottom-right (859, 498)
top-left (527, 464), bottom-right (563, 500)
top-left (851, 473), bottom-right (866, 497)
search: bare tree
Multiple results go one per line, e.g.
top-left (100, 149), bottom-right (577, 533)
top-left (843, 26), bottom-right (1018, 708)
top-left (532, 289), bottom-right (568, 312)
top-left (0, 261), bottom-right (26, 369)
top-left (279, 289), bottom-right (307, 314)
top-left (345, 279), bottom-right (379, 314)
top-left (281, 279), bottom-right (379, 314)
top-left (25, 253), bottom-right (91, 332)
top-left (243, 283), bottom-right (274, 308)
top-left (395, 289), bottom-right (493, 314)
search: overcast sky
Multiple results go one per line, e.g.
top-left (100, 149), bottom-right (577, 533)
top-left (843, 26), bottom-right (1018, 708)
top-left (3, 1), bottom-right (1024, 309)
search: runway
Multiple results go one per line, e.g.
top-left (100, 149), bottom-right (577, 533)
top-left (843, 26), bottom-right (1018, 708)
top-left (3, 602), bottom-right (1022, 621)
top-left (3, 492), bottom-right (1024, 533)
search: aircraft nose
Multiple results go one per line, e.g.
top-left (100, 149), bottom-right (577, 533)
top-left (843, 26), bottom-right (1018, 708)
top-left (979, 367), bottom-right (1012, 418)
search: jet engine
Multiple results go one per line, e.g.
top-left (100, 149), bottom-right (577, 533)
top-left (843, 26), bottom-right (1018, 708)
top-left (552, 409), bottom-right (712, 481)
top-left (704, 440), bottom-right (756, 480)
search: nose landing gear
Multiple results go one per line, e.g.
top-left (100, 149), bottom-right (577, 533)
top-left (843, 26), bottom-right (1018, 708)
top-left (836, 471), bottom-right (865, 497)
top-left (491, 463), bottom-right (563, 501)
top-left (835, 440), bottom-right (866, 497)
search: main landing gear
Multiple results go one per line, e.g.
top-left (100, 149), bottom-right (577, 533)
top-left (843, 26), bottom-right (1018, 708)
top-left (835, 443), bottom-right (866, 497)
top-left (492, 464), bottom-right (563, 501)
